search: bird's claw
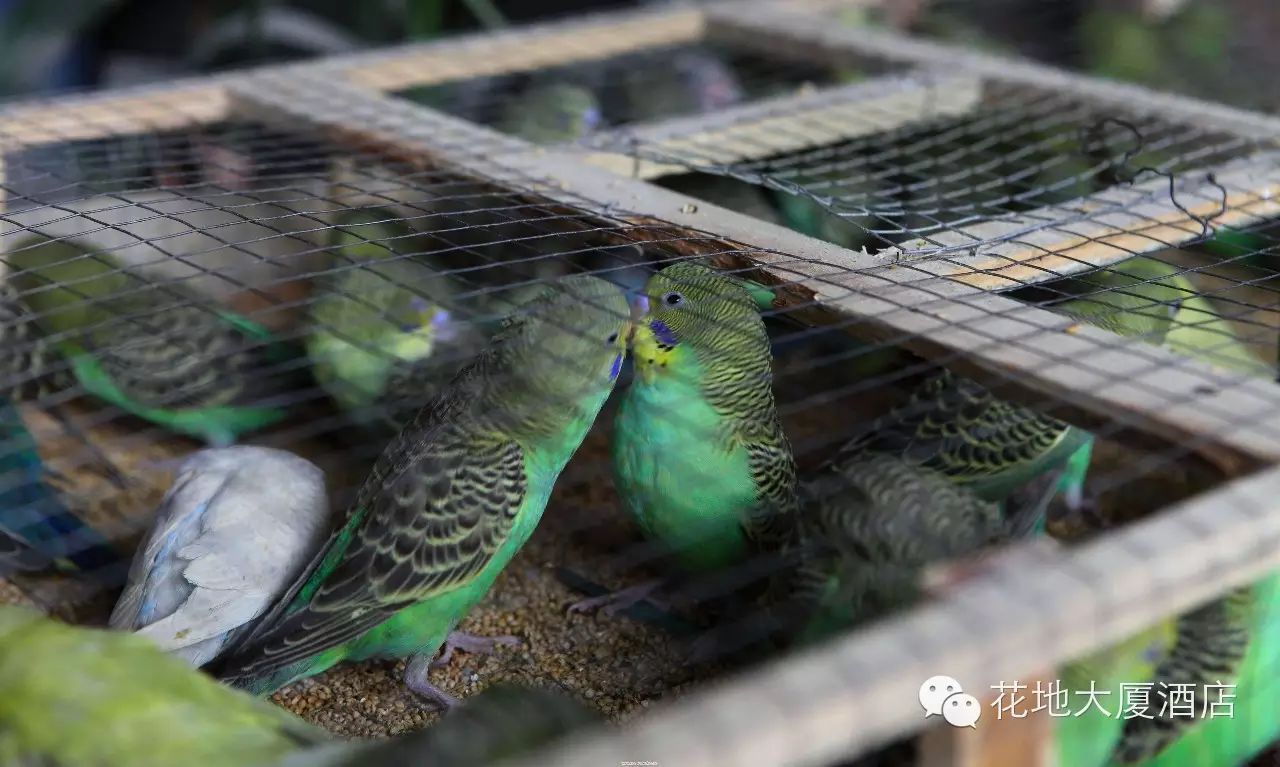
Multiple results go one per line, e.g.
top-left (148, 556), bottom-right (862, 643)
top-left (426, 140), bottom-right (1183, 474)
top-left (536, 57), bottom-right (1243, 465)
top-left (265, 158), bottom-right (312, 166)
top-left (432, 631), bottom-right (522, 668)
top-left (566, 580), bottom-right (666, 616)
top-left (404, 653), bottom-right (461, 711)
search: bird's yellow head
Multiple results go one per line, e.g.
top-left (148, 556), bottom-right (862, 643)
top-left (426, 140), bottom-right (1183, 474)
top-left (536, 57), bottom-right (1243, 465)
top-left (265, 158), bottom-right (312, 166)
top-left (628, 261), bottom-right (774, 385)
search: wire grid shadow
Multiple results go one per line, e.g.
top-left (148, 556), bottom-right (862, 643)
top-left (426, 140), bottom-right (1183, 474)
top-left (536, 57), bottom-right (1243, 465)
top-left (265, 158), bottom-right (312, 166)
top-left (2, 4), bottom-right (1280, 767)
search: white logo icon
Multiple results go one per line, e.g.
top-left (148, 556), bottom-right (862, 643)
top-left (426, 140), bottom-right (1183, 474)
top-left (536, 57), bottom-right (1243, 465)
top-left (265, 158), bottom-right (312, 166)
top-left (919, 675), bottom-right (963, 718)
top-left (942, 692), bottom-right (982, 728)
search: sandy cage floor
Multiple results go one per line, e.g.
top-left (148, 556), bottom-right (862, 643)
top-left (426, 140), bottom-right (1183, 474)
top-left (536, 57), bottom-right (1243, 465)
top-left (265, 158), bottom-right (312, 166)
top-left (0, 343), bottom-right (1232, 743)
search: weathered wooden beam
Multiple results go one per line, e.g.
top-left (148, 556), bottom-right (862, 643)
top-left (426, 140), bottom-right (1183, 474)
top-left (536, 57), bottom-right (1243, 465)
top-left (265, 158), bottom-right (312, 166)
top-left (0, 84), bottom-right (230, 150)
top-left (878, 152), bottom-right (1280, 291)
top-left (335, 5), bottom-right (705, 92)
top-left (500, 464), bottom-right (1280, 767)
top-left (579, 69), bottom-right (983, 179)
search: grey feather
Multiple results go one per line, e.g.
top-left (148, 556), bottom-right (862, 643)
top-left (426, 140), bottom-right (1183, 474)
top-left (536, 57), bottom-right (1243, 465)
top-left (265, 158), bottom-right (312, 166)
top-left (109, 446), bottom-right (330, 667)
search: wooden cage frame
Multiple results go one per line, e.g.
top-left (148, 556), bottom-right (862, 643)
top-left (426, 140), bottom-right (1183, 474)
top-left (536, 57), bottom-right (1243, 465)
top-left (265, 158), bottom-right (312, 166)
top-left (4, 2), bottom-right (1280, 765)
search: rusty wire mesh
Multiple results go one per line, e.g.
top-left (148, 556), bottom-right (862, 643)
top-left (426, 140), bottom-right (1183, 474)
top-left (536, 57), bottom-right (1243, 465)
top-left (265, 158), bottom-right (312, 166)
top-left (1, 2), bottom-right (1280, 767)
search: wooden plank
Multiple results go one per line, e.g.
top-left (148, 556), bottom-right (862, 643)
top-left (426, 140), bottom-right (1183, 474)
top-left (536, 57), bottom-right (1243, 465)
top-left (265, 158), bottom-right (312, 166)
top-left (225, 79), bottom-right (1280, 468)
top-left (877, 152), bottom-right (1280, 291)
top-left (579, 70), bottom-right (984, 179)
top-left (705, 1), bottom-right (1280, 142)
top-left (0, 85), bottom-right (230, 150)
top-left (502, 465), bottom-right (1280, 767)
top-left (917, 672), bottom-right (1056, 767)
top-left (337, 6), bottom-right (705, 92)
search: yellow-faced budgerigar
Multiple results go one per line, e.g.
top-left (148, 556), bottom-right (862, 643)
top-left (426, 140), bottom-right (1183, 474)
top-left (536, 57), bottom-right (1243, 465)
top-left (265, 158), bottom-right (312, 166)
top-left (498, 81), bottom-right (603, 145)
top-left (1052, 255), bottom-right (1266, 376)
top-left (571, 261), bottom-right (796, 616)
top-left (0, 605), bottom-right (326, 767)
top-left (307, 209), bottom-right (486, 431)
top-left (270, 684), bottom-right (600, 767)
top-left (109, 446), bottom-right (331, 667)
top-left (6, 235), bottom-right (301, 446)
top-left (211, 275), bottom-right (631, 706)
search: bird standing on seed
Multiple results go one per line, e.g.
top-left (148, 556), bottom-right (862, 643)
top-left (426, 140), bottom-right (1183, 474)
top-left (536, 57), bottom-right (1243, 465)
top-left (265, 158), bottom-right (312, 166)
top-left (571, 261), bottom-right (796, 616)
top-left (210, 275), bottom-right (632, 708)
top-left (109, 446), bottom-right (331, 668)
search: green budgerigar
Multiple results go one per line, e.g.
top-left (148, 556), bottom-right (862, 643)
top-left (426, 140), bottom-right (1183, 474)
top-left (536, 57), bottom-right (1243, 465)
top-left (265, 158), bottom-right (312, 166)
top-left (6, 235), bottom-right (299, 446)
top-left (1052, 255), bottom-right (1266, 376)
top-left (836, 369), bottom-right (1095, 522)
top-left (571, 261), bottom-right (797, 615)
top-left (212, 275), bottom-right (631, 705)
top-left (787, 449), bottom-right (1020, 643)
top-left (1058, 577), bottom-right (1280, 767)
top-left (498, 81), bottom-right (603, 145)
top-left (307, 210), bottom-right (486, 430)
top-left (0, 605), bottom-right (325, 767)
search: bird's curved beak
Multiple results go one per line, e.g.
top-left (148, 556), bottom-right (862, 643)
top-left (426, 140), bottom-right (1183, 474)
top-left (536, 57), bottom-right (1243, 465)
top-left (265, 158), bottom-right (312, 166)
top-left (631, 294), bottom-right (650, 323)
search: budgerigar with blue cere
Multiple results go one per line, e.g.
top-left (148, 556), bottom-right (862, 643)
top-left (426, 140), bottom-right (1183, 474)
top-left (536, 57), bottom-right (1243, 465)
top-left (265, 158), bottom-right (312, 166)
top-left (571, 261), bottom-right (796, 616)
top-left (211, 275), bottom-right (632, 706)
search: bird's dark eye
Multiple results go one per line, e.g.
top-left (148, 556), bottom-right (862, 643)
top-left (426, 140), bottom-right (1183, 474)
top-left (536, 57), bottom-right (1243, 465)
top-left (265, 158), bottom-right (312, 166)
top-left (662, 291), bottom-right (684, 307)
top-left (605, 331), bottom-right (620, 345)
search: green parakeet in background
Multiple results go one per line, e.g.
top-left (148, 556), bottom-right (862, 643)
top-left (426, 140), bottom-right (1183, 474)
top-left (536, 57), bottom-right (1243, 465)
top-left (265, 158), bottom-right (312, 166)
top-left (1048, 255), bottom-right (1267, 376)
top-left (307, 209), bottom-right (487, 431)
top-left (572, 261), bottom-right (797, 615)
top-left (836, 369), bottom-right (1095, 521)
top-left (787, 450), bottom-right (1018, 643)
top-left (273, 684), bottom-right (600, 767)
top-left (212, 275), bottom-right (631, 705)
top-left (498, 80), bottom-right (603, 145)
top-left (5, 235), bottom-right (300, 446)
top-left (1058, 578), bottom-right (1280, 767)
top-left (0, 604), bottom-right (325, 767)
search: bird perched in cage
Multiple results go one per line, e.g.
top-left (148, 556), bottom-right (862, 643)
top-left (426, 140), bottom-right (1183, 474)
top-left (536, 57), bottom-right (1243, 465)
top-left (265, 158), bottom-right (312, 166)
top-left (498, 80), bottom-right (604, 145)
top-left (1057, 577), bottom-right (1280, 767)
top-left (0, 604), bottom-right (326, 767)
top-left (1050, 255), bottom-right (1267, 376)
top-left (109, 446), bottom-right (330, 668)
top-left (5, 235), bottom-right (303, 446)
top-left (784, 450), bottom-right (1025, 644)
top-left (569, 261), bottom-right (796, 616)
top-left (307, 209), bottom-right (488, 432)
top-left (836, 369), bottom-right (1095, 524)
top-left (0, 285), bottom-right (127, 585)
top-left (272, 684), bottom-right (600, 767)
top-left (210, 275), bottom-right (631, 707)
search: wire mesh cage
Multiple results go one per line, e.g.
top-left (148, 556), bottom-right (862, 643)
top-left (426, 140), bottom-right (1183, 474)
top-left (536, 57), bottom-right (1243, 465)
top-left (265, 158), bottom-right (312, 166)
top-left (3, 2), bottom-right (1280, 767)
